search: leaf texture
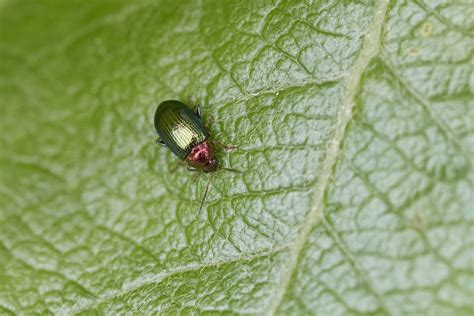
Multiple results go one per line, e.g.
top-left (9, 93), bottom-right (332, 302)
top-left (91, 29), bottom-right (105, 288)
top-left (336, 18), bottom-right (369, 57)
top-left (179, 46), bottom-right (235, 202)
top-left (0, 0), bottom-right (472, 315)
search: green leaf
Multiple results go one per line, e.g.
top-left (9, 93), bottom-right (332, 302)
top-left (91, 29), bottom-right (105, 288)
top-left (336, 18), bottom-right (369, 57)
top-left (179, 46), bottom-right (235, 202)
top-left (0, 0), bottom-right (472, 315)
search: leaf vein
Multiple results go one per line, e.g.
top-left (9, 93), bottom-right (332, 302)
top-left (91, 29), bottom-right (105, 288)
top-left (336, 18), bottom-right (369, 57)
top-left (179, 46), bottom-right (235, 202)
top-left (266, 1), bottom-right (391, 314)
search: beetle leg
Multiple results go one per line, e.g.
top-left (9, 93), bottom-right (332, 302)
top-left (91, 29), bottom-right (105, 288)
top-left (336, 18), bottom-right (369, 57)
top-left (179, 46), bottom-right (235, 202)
top-left (205, 114), bottom-right (214, 129)
top-left (156, 138), bottom-right (166, 146)
top-left (190, 168), bottom-right (201, 181)
top-left (186, 165), bottom-right (201, 180)
top-left (219, 166), bottom-right (242, 174)
top-left (212, 141), bottom-right (238, 152)
top-left (185, 98), bottom-right (202, 119)
top-left (169, 160), bottom-right (183, 173)
top-left (196, 105), bottom-right (202, 119)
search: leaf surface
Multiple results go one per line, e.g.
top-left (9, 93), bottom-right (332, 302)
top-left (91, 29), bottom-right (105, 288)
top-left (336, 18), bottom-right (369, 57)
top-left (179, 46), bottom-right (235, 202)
top-left (0, 0), bottom-right (472, 315)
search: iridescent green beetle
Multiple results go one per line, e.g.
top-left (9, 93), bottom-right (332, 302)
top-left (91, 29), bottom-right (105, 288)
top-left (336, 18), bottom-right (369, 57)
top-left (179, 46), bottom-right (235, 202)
top-left (154, 100), bottom-right (218, 172)
top-left (154, 100), bottom-right (238, 213)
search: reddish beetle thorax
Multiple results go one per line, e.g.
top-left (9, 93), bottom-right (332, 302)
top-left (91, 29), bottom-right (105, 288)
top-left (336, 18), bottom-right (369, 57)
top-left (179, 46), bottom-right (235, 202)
top-left (186, 140), bottom-right (218, 172)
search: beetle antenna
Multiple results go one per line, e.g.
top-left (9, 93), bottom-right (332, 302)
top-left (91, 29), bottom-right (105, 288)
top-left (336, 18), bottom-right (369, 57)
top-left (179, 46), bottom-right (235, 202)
top-left (198, 167), bottom-right (242, 215)
top-left (198, 173), bottom-right (215, 215)
top-left (219, 167), bottom-right (242, 174)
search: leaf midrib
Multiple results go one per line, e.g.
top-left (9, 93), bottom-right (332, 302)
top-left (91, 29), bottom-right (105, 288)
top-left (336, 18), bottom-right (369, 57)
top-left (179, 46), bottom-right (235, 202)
top-left (267, 0), bottom-right (391, 314)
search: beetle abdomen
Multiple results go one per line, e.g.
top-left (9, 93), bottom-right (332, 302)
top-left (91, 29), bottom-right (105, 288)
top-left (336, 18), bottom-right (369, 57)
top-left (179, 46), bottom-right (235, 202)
top-left (154, 100), bottom-right (207, 159)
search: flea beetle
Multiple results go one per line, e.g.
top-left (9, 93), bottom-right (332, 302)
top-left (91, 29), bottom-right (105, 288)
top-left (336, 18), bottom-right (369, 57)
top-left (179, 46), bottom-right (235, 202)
top-left (154, 100), bottom-right (237, 212)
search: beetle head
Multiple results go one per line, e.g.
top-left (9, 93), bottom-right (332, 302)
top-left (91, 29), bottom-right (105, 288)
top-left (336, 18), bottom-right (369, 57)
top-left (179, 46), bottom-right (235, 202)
top-left (186, 140), bottom-right (219, 172)
top-left (203, 157), bottom-right (219, 173)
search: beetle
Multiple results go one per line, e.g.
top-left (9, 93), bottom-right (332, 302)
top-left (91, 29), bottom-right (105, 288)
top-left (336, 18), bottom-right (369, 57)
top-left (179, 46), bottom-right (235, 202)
top-left (154, 100), bottom-right (237, 213)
